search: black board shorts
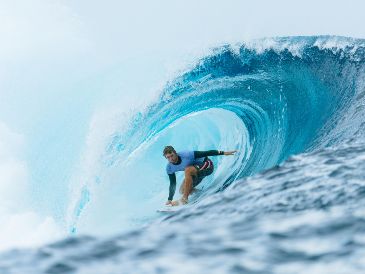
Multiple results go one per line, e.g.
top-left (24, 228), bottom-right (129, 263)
top-left (192, 158), bottom-right (214, 187)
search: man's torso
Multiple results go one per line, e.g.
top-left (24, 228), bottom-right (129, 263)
top-left (166, 151), bottom-right (205, 174)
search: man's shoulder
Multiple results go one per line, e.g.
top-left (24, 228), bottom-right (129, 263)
top-left (178, 150), bottom-right (194, 158)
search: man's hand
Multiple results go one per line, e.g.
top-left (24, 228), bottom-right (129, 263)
top-left (165, 200), bottom-right (173, 206)
top-left (224, 150), bottom-right (237, 156)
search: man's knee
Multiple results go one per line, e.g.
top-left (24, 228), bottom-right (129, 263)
top-left (184, 166), bottom-right (197, 176)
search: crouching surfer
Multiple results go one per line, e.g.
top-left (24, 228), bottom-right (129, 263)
top-left (163, 146), bottom-right (237, 206)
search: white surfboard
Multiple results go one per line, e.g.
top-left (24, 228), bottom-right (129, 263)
top-left (157, 205), bottom-right (184, 213)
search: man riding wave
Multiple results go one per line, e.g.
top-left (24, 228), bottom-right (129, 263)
top-left (163, 146), bottom-right (237, 206)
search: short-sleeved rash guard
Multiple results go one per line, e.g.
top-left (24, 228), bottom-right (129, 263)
top-left (166, 151), bottom-right (204, 174)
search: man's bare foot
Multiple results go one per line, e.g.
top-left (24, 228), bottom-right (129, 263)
top-left (171, 200), bottom-right (180, 206)
top-left (180, 197), bottom-right (188, 205)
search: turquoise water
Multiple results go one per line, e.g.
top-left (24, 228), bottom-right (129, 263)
top-left (1, 36), bottom-right (365, 273)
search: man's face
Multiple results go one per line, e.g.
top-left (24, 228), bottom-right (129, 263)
top-left (165, 152), bottom-right (178, 164)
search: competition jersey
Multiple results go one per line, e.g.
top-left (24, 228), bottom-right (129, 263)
top-left (166, 151), bottom-right (205, 175)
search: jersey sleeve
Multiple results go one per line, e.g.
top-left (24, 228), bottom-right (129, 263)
top-left (194, 150), bottom-right (222, 158)
top-left (167, 173), bottom-right (177, 200)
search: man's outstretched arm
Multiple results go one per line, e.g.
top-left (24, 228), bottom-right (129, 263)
top-left (166, 173), bottom-right (177, 204)
top-left (194, 150), bottom-right (237, 158)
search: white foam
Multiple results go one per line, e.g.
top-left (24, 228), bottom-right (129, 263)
top-left (0, 211), bottom-right (64, 251)
top-left (0, 121), bottom-right (64, 251)
top-left (244, 36), bottom-right (365, 58)
top-left (244, 37), bottom-right (307, 57)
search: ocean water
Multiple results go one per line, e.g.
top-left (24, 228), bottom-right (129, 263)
top-left (1, 36), bottom-right (365, 273)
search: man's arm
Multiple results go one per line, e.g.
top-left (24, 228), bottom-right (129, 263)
top-left (194, 150), bottom-right (237, 158)
top-left (167, 173), bottom-right (177, 201)
top-left (194, 150), bottom-right (222, 158)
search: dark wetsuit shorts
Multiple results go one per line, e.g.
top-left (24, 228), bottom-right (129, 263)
top-left (192, 158), bottom-right (214, 187)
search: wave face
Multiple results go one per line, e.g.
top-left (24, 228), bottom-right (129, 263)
top-left (2, 36), bottom-right (365, 273)
top-left (103, 35), bottom-right (365, 180)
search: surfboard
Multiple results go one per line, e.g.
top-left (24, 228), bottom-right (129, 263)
top-left (157, 205), bottom-right (184, 213)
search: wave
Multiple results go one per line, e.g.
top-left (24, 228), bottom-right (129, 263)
top-left (69, 36), bottom-right (365, 235)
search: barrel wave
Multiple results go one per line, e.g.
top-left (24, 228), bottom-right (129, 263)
top-left (68, 36), bottom-right (365, 235)
top-left (106, 35), bottom-right (365, 177)
top-left (2, 36), bottom-right (365, 273)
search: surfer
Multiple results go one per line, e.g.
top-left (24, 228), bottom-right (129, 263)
top-left (163, 146), bottom-right (237, 206)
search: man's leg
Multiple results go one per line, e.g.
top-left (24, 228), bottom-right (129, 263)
top-left (179, 179), bottom-right (185, 194)
top-left (182, 166), bottom-right (198, 202)
top-left (191, 177), bottom-right (203, 193)
top-left (180, 179), bottom-right (199, 195)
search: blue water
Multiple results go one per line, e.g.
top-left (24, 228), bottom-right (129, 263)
top-left (1, 36), bottom-right (365, 273)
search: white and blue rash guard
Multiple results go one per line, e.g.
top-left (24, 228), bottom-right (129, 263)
top-left (166, 150), bottom-right (224, 200)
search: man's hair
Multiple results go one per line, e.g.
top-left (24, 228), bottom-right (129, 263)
top-left (163, 145), bottom-right (176, 156)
